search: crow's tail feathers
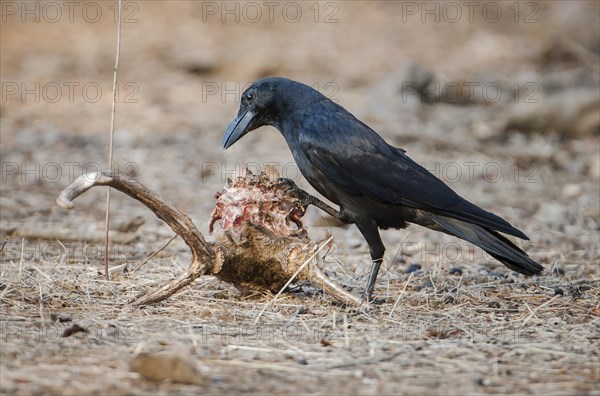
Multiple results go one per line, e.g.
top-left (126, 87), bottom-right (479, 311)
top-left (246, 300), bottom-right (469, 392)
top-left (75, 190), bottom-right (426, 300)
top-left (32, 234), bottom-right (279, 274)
top-left (431, 216), bottom-right (544, 276)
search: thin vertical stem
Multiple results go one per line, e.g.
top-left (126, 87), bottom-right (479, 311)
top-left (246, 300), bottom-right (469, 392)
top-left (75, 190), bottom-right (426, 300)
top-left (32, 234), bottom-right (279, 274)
top-left (104, 0), bottom-right (123, 280)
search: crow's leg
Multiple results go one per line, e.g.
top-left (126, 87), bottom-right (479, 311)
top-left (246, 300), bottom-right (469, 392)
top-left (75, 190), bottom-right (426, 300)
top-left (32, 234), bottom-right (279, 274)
top-left (276, 178), bottom-right (351, 223)
top-left (366, 259), bottom-right (383, 301)
top-left (355, 221), bottom-right (385, 302)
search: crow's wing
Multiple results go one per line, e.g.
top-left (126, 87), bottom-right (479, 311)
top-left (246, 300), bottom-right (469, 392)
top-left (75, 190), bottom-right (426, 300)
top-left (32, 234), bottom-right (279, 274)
top-left (298, 110), bottom-right (528, 239)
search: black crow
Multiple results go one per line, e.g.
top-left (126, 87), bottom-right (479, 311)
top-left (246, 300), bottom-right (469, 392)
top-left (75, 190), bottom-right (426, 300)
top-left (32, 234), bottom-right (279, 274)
top-left (222, 77), bottom-right (543, 301)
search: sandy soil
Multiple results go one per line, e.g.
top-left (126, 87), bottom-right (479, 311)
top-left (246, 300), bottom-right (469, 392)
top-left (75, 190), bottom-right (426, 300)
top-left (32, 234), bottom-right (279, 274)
top-left (1, 1), bottom-right (599, 395)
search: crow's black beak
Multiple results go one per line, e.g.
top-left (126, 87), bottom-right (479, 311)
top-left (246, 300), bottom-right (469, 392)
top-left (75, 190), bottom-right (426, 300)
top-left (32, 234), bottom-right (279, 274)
top-left (222, 110), bottom-right (255, 150)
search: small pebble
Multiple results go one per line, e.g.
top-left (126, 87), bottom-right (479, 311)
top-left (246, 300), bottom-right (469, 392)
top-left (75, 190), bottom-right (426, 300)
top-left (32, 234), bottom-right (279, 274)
top-left (448, 267), bottom-right (462, 275)
top-left (484, 269), bottom-right (508, 278)
top-left (561, 183), bottom-right (583, 199)
top-left (554, 287), bottom-right (564, 296)
top-left (404, 263), bottom-right (422, 273)
top-left (443, 293), bottom-right (455, 304)
top-left (415, 280), bottom-right (433, 290)
top-left (62, 323), bottom-right (87, 337)
top-left (51, 313), bottom-right (72, 323)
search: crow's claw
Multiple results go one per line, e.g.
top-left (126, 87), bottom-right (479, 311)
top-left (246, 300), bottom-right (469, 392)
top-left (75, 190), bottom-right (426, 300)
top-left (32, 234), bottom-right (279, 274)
top-left (275, 177), bottom-right (297, 192)
top-left (276, 178), bottom-right (314, 207)
top-left (277, 178), bottom-right (349, 222)
top-left (360, 291), bottom-right (385, 305)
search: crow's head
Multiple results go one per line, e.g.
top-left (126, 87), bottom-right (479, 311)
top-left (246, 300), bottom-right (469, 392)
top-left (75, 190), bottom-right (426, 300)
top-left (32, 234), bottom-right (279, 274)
top-left (222, 77), bottom-right (321, 149)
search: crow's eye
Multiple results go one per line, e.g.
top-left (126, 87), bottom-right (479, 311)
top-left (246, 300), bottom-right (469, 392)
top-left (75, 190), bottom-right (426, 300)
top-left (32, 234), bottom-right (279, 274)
top-left (242, 92), bottom-right (255, 103)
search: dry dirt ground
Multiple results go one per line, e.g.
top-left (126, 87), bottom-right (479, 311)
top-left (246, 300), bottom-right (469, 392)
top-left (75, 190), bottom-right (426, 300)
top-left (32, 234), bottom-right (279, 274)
top-left (1, 1), bottom-right (599, 395)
